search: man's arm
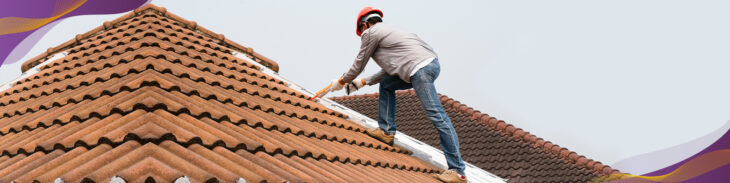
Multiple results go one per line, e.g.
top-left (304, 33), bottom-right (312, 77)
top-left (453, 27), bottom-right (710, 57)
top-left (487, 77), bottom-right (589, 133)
top-left (341, 30), bottom-right (379, 83)
top-left (365, 70), bottom-right (387, 85)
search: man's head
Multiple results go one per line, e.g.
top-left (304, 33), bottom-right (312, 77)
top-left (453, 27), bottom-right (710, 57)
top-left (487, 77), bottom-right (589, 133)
top-left (356, 7), bottom-right (383, 37)
top-left (358, 13), bottom-right (383, 34)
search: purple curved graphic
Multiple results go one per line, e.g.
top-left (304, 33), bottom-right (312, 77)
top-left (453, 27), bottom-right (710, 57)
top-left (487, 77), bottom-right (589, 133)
top-left (600, 121), bottom-right (730, 182)
top-left (0, 0), bottom-right (149, 68)
top-left (612, 120), bottom-right (730, 175)
top-left (641, 128), bottom-right (730, 181)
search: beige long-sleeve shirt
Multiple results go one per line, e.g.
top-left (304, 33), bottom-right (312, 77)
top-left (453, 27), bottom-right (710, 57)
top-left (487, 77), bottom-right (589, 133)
top-left (341, 23), bottom-right (437, 85)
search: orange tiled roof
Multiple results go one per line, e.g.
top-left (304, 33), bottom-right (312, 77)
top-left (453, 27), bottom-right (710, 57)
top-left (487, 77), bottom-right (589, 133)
top-left (331, 90), bottom-right (622, 182)
top-left (20, 4), bottom-right (278, 73)
top-left (0, 4), bottom-right (444, 182)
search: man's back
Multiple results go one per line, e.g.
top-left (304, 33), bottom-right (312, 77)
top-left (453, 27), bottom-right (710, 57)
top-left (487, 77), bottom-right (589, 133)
top-left (362, 23), bottom-right (437, 83)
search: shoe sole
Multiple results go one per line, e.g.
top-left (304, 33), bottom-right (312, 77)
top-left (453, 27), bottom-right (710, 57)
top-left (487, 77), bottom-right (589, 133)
top-left (366, 131), bottom-right (394, 145)
top-left (432, 172), bottom-right (466, 183)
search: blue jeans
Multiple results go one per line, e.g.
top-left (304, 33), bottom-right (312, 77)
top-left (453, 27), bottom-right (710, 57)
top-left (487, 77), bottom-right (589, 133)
top-left (377, 59), bottom-right (466, 175)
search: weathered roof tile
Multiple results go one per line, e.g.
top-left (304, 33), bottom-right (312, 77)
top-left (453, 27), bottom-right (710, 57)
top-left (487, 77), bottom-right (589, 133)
top-left (0, 4), bottom-right (442, 182)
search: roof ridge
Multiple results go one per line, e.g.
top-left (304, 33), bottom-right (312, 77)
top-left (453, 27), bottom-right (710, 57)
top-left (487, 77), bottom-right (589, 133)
top-left (1, 4), bottom-right (466, 182)
top-left (20, 3), bottom-right (279, 73)
top-left (330, 90), bottom-right (621, 175)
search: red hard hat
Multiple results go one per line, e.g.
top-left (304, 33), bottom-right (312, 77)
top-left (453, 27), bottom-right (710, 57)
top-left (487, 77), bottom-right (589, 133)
top-left (356, 7), bottom-right (383, 37)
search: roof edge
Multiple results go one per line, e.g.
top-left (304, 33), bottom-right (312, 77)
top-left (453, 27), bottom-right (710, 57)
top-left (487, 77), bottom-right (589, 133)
top-left (20, 3), bottom-right (279, 73)
top-left (330, 90), bottom-right (622, 175)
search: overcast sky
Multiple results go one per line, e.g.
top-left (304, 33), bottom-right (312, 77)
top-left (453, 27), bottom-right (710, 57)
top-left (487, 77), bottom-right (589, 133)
top-left (1, 0), bottom-right (729, 171)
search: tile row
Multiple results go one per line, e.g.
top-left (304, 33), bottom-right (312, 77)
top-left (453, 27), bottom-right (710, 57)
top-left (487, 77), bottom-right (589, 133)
top-left (2, 44), bottom-right (343, 119)
top-left (332, 90), bottom-right (618, 182)
top-left (21, 4), bottom-right (278, 73)
top-left (0, 71), bottom-right (398, 154)
top-left (7, 20), bottom-right (279, 97)
top-left (0, 141), bottom-right (440, 183)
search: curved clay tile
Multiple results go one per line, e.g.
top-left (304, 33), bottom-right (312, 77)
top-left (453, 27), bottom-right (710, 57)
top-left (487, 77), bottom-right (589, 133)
top-left (332, 90), bottom-right (624, 182)
top-left (1, 4), bottom-right (445, 182)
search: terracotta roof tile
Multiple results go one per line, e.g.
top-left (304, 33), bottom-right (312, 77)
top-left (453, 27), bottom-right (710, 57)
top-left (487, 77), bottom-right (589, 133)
top-left (21, 4), bottom-right (278, 73)
top-left (0, 4), bottom-right (443, 182)
top-left (332, 90), bottom-right (623, 182)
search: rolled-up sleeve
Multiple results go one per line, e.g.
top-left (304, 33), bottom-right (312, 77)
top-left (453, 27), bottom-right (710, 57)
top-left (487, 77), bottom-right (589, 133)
top-left (341, 30), bottom-right (380, 83)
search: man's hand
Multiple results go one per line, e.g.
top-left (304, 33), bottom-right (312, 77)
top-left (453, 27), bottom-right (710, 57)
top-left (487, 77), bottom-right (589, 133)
top-left (329, 78), bottom-right (345, 92)
top-left (310, 78), bottom-right (346, 100)
top-left (345, 78), bottom-right (367, 95)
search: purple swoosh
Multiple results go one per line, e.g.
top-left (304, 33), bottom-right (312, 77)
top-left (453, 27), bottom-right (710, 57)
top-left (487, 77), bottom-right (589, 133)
top-left (638, 128), bottom-right (730, 182)
top-left (0, 0), bottom-right (55, 18)
top-left (0, 0), bottom-right (149, 68)
top-left (612, 120), bottom-right (730, 175)
top-left (605, 125), bottom-right (730, 182)
top-left (4, 20), bottom-right (61, 68)
top-left (687, 163), bottom-right (730, 182)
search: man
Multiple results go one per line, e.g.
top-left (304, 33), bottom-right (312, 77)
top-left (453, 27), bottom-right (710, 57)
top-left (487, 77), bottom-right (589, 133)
top-left (319, 7), bottom-right (467, 183)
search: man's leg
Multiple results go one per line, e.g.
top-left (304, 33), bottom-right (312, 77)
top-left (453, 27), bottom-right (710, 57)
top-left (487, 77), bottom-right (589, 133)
top-left (411, 59), bottom-right (466, 175)
top-left (377, 75), bottom-right (412, 135)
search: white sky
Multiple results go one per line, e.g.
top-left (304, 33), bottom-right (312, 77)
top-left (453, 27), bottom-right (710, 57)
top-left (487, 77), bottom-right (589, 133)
top-left (1, 0), bottom-right (729, 169)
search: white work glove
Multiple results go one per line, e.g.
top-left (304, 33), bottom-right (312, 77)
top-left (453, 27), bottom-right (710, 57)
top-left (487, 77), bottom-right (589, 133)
top-left (329, 78), bottom-right (345, 92)
top-left (310, 78), bottom-right (346, 100)
top-left (345, 78), bottom-right (367, 95)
